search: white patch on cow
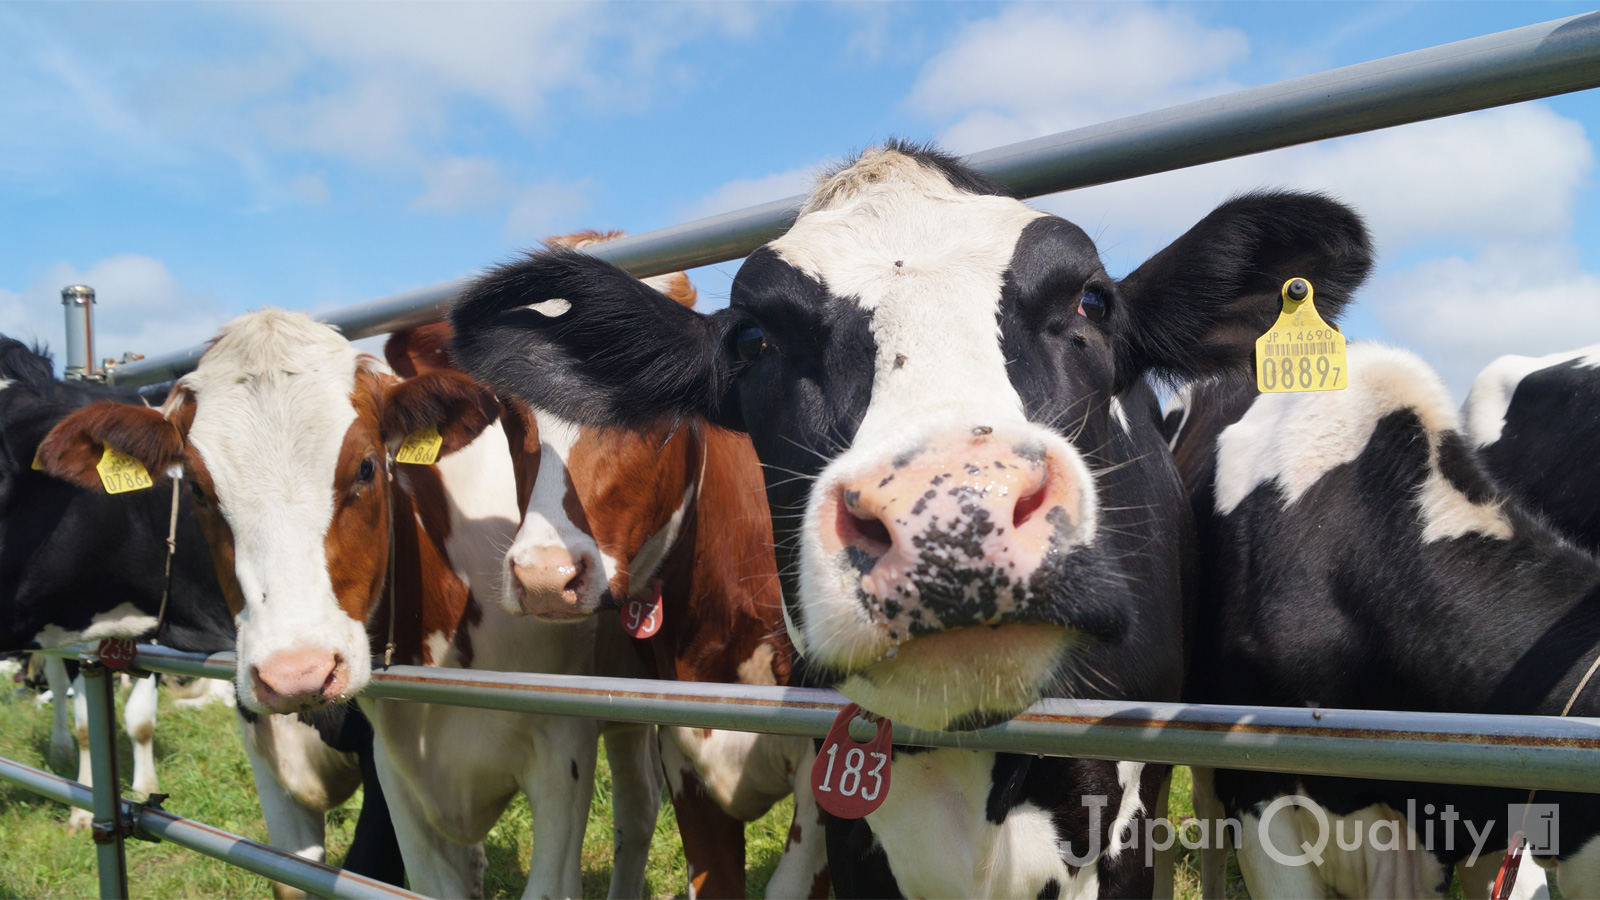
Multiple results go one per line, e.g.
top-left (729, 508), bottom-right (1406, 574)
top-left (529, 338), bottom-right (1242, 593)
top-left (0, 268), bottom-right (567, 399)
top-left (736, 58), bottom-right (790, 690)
top-left (0, 377), bottom-right (13, 393)
top-left (865, 749), bottom-right (1090, 898)
top-left (1464, 344), bottom-right (1600, 448)
top-left (1239, 800), bottom-right (1448, 900)
top-left (1215, 344), bottom-right (1511, 543)
top-left (503, 411), bottom-right (613, 614)
top-left (1549, 831), bottom-right (1600, 898)
top-left (1108, 761), bottom-right (1145, 852)
top-left (423, 631), bottom-right (453, 668)
top-left (736, 643), bottom-right (778, 686)
top-left (176, 311), bottom-right (373, 710)
top-left (1165, 385), bottom-right (1194, 453)
top-left (1109, 396), bottom-right (1131, 436)
top-left (33, 602), bottom-right (159, 647)
top-left (775, 149), bottom-right (1098, 707)
top-left (624, 476), bottom-right (696, 594)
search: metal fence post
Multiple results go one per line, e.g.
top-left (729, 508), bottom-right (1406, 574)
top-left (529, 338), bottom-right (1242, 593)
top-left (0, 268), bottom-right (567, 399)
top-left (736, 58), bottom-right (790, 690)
top-left (80, 661), bottom-right (129, 899)
top-left (61, 284), bottom-right (96, 382)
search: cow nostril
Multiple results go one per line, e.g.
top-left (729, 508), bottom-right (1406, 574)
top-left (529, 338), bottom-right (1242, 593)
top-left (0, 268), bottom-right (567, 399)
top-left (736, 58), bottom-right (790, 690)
top-left (837, 500), bottom-right (893, 556)
top-left (563, 558), bottom-right (588, 595)
top-left (1013, 483), bottom-right (1047, 528)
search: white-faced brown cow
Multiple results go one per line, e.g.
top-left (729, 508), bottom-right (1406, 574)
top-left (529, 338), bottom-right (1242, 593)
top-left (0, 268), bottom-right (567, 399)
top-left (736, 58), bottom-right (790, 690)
top-left (1169, 342), bottom-right (1600, 898)
top-left (39, 309), bottom-right (660, 899)
top-left (446, 230), bottom-right (828, 899)
top-left (448, 141), bottom-right (1372, 898)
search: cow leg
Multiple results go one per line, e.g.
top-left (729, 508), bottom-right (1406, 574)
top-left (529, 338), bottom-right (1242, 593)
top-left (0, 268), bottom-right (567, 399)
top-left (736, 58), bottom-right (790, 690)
top-left (521, 717), bottom-right (598, 899)
top-left (241, 718), bottom-right (328, 900)
top-left (762, 739), bottom-right (829, 900)
top-left (823, 812), bottom-right (903, 899)
top-left (659, 728), bottom-right (744, 899)
top-left (1236, 808), bottom-right (1326, 900)
top-left (373, 739), bottom-right (487, 898)
top-left (1152, 767), bottom-right (1176, 900)
top-left (1190, 767), bottom-right (1230, 900)
top-left (1457, 847), bottom-right (1550, 899)
top-left (602, 722), bottom-right (661, 900)
top-left (340, 739), bottom-right (406, 888)
top-left (125, 675), bottom-right (159, 795)
top-left (68, 672), bottom-right (94, 832)
top-left (44, 657), bottom-right (75, 773)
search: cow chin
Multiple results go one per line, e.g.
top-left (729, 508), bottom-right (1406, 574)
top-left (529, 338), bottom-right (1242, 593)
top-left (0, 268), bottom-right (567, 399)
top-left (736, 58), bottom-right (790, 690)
top-left (834, 624), bottom-right (1074, 731)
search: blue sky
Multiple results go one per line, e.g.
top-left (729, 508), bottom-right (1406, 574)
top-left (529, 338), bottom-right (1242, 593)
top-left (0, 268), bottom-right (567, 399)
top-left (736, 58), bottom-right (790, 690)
top-left (3, 1), bottom-right (1598, 396)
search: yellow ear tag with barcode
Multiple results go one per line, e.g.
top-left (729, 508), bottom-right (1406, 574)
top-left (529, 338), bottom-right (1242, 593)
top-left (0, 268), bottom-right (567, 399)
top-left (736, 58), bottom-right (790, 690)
top-left (395, 424), bottom-right (443, 466)
top-left (1255, 277), bottom-right (1348, 394)
top-left (96, 444), bottom-right (153, 494)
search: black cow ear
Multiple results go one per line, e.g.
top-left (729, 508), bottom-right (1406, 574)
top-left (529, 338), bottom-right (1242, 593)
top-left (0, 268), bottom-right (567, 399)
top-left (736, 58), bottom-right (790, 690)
top-left (449, 249), bottom-right (739, 431)
top-left (1112, 191), bottom-right (1372, 390)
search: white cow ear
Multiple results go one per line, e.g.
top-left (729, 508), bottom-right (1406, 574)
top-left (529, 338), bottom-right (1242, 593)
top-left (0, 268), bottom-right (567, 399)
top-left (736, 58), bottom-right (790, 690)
top-left (1113, 191), bottom-right (1371, 390)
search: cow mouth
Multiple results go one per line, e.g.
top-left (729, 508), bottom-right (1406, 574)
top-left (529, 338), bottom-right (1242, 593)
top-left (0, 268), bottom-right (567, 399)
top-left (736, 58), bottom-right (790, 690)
top-left (834, 623), bottom-right (1075, 731)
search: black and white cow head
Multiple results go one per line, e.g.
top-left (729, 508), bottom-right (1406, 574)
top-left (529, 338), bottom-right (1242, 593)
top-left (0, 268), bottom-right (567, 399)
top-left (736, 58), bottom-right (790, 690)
top-left (452, 142), bottom-right (1371, 730)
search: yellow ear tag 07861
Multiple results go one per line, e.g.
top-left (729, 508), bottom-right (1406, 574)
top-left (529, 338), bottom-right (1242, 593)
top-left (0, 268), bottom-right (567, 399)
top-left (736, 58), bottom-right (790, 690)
top-left (1255, 277), bottom-right (1348, 394)
top-left (97, 444), bottom-right (154, 494)
top-left (395, 424), bottom-right (444, 466)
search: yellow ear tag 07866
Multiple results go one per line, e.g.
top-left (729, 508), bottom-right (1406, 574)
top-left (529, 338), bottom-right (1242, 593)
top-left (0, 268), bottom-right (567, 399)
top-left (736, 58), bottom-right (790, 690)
top-left (97, 444), bottom-right (153, 494)
top-left (395, 424), bottom-right (444, 466)
top-left (1255, 277), bottom-right (1348, 394)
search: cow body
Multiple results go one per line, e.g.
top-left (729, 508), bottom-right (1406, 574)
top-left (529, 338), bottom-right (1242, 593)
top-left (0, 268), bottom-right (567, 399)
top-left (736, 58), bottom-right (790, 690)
top-left (450, 142), bottom-right (1372, 897)
top-left (42, 312), bottom-right (660, 899)
top-left (1465, 344), bottom-right (1600, 553)
top-left (0, 337), bottom-right (402, 895)
top-left (1171, 344), bottom-right (1600, 898)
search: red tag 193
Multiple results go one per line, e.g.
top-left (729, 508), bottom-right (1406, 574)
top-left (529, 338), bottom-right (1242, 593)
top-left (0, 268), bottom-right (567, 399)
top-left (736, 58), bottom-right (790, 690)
top-left (812, 703), bottom-right (892, 819)
top-left (98, 638), bottom-right (137, 670)
top-left (1491, 833), bottom-right (1526, 900)
top-left (621, 580), bottom-right (663, 639)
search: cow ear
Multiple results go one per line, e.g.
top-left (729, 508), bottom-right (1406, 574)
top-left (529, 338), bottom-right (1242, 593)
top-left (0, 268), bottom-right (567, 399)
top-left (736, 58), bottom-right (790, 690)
top-left (381, 370), bottom-right (500, 458)
top-left (449, 249), bottom-right (736, 431)
top-left (37, 402), bottom-right (184, 490)
top-left (1112, 191), bottom-right (1372, 390)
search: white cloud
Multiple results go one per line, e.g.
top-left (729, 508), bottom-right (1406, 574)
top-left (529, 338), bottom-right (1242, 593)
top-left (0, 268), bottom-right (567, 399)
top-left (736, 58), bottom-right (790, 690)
top-left (504, 181), bottom-right (594, 247)
top-left (0, 255), bottom-right (229, 374)
top-left (687, 163), bottom-right (822, 221)
top-left (1369, 244), bottom-right (1600, 399)
top-left (910, 5), bottom-right (1248, 153)
top-left (412, 157), bottom-right (510, 214)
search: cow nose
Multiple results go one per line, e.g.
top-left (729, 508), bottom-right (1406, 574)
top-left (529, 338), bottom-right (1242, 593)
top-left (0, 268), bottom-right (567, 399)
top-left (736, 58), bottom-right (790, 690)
top-left (511, 547), bottom-right (593, 619)
top-left (250, 649), bottom-right (346, 713)
top-left (826, 428), bottom-right (1089, 636)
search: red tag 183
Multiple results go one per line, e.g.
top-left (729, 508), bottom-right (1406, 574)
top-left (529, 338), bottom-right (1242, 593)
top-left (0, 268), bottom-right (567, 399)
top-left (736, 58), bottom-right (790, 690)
top-left (812, 703), bottom-right (892, 819)
top-left (621, 579), bottom-right (663, 639)
top-left (98, 638), bottom-right (137, 670)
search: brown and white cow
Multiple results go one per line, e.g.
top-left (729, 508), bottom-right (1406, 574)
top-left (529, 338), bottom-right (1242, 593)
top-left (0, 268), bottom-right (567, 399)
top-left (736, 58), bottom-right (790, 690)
top-left (394, 230), bottom-right (828, 898)
top-left (39, 309), bottom-right (660, 899)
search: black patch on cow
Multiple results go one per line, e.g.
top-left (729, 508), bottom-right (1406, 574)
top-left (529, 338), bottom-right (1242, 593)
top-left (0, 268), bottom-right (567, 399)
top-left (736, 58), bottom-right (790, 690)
top-left (986, 752), bottom-right (1034, 824)
top-left (1036, 879), bottom-right (1061, 899)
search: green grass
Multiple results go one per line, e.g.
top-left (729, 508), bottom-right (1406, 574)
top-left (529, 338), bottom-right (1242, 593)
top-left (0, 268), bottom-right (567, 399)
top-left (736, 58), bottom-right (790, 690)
top-left (0, 679), bottom-right (793, 899)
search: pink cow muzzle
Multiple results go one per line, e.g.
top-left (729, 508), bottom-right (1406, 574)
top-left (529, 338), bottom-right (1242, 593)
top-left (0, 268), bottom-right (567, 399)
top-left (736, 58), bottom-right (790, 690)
top-left (819, 428), bottom-right (1095, 641)
top-left (250, 648), bottom-right (349, 713)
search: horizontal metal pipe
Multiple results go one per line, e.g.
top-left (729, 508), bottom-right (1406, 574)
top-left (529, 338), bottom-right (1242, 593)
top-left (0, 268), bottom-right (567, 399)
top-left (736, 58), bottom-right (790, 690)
top-left (0, 754), bottom-right (424, 899)
top-left (109, 13), bottom-right (1600, 387)
top-left (120, 644), bottom-right (1600, 795)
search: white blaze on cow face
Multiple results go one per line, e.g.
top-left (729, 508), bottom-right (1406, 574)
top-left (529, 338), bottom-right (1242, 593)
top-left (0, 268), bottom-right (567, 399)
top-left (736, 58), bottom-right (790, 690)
top-left (1216, 343), bottom-right (1513, 544)
top-left (772, 149), bottom-right (1100, 729)
top-left (177, 310), bottom-right (376, 713)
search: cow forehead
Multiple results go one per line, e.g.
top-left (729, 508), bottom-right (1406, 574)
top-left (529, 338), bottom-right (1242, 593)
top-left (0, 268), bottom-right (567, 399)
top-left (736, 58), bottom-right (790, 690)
top-left (768, 161), bottom-right (1047, 443)
top-left (179, 311), bottom-right (366, 504)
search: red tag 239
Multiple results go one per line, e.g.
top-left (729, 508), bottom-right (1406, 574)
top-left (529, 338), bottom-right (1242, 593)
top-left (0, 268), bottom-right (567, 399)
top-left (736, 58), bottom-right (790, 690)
top-left (98, 638), bottom-right (138, 670)
top-left (811, 703), bottom-right (892, 819)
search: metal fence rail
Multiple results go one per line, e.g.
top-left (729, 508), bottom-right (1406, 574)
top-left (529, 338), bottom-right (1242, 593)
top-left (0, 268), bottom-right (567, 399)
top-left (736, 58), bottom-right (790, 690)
top-left (109, 11), bottom-right (1600, 387)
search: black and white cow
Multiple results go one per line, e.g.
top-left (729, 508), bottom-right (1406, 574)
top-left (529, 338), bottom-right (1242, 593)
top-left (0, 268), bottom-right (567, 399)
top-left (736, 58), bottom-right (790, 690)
top-left (1170, 343), bottom-right (1600, 898)
top-left (1465, 344), bottom-right (1600, 554)
top-left (0, 338), bottom-right (403, 896)
top-left (449, 141), bottom-right (1372, 898)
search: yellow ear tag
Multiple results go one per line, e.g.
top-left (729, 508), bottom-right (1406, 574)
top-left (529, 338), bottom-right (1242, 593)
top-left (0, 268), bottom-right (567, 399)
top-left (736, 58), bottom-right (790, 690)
top-left (395, 424), bottom-right (443, 465)
top-left (30, 450), bottom-right (44, 471)
top-left (1255, 277), bottom-right (1348, 393)
top-left (96, 444), bottom-right (153, 494)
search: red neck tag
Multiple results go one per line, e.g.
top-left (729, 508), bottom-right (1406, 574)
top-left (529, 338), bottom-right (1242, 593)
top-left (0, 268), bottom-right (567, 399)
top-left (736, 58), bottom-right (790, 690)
top-left (621, 579), bottom-right (663, 639)
top-left (811, 702), bottom-right (893, 819)
top-left (98, 638), bottom-right (137, 671)
top-left (1491, 833), bottom-right (1526, 900)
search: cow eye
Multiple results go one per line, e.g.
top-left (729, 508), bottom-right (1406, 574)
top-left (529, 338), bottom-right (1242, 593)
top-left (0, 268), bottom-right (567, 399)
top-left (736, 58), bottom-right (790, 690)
top-left (188, 481), bottom-right (209, 510)
top-left (1078, 288), bottom-right (1108, 323)
top-left (357, 458), bottom-right (377, 484)
top-left (735, 325), bottom-right (769, 362)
